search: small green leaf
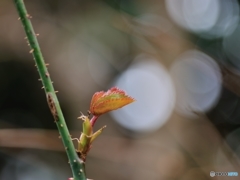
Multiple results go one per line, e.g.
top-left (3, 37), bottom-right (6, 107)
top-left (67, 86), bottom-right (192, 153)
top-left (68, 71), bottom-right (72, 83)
top-left (90, 125), bottom-right (107, 143)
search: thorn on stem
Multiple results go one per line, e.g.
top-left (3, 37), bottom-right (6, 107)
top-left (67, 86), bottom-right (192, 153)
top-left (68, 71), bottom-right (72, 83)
top-left (80, 160), bottom-right (84, 164)
top-left (26, 14), bottom-right (32, 19)
top-left (41, 86), bottom-right (44, 89)
top-left (45, 63), bottom-right (49, 66)
top-left (18, 17), bottom-right (21, 20)
top-left (38, 79), bottom-right (42, 81)
top-left (45, 73), bottom-right (50, 77)
top-left (29, 49), bottom-right (34, 53)
top-left (55, 91), bottom-right (59, 93)
top-left (36, 33), bottom-right (39, 36)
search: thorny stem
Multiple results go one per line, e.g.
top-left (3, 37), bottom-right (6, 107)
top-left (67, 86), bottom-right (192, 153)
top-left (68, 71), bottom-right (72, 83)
top-left (13, 0), bottom-right (86, 179)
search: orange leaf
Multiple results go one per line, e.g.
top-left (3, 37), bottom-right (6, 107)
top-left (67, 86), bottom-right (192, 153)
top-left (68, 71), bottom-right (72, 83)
top-left (90, 87), bottom-right (135, 116)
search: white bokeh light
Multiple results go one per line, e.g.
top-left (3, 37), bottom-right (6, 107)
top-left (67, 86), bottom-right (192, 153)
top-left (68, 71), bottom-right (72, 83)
top-left (166, 0), bottom-right (219, 32)
top-left (183, 0), bottom-right (219, 32)
top-left (202, 0), bottom-right (239, 38)
top-left (170, 50), bottom-right (221, 117)
top-left (110, 54), bottom-right (175, 133)
top-left (165, 0), bottom-right (239, 38)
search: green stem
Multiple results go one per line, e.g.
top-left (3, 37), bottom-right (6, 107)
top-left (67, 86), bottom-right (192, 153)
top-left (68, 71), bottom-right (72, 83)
top-left (13, 0), bottom-right (86, 179)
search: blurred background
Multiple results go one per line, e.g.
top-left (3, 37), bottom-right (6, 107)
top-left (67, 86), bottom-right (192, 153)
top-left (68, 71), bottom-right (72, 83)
top-left (0, 0), bottom-right (240, 179)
